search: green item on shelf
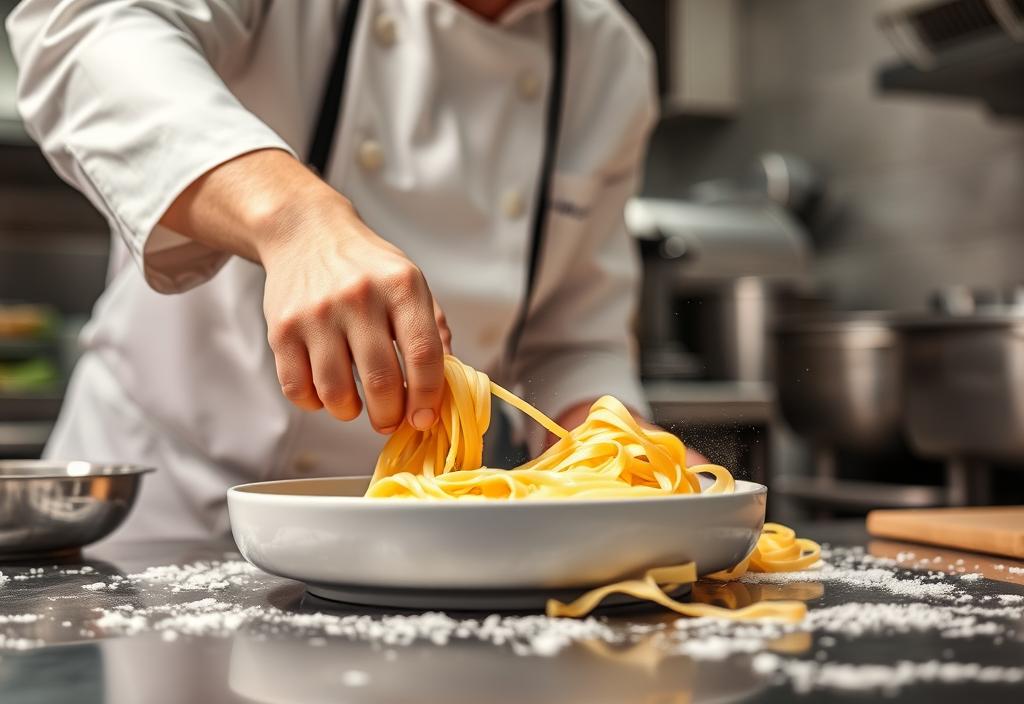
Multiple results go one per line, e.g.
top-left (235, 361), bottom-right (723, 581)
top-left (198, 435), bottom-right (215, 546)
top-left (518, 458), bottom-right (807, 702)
top-left (0, 357), bottom-right (60, 392)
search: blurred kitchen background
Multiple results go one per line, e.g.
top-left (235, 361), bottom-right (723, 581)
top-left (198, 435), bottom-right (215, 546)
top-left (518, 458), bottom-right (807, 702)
top-left (2, 0), bottom-right (1024, 520)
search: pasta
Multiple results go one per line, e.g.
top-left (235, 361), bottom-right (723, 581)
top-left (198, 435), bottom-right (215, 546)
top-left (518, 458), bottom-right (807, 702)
top-left (368, 356), bottom-right (734, 500)
top-left (548, 523), bottom-right (820, 619)
top-left (366, 355), bottom-right (820, 619)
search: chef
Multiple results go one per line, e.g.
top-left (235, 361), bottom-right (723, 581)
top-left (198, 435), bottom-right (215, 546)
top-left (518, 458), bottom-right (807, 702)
top-left (7, 0), bottom-right (673, 541)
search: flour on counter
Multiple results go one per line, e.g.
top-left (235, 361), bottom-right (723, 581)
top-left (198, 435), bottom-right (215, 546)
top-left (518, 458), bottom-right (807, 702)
top-left (90, 598), bottom-right (618, 657)
top-left (0, 614), bottom-right (39, 625)
top-left (2, 545), bottom-right (1023, 696)
top-left (741, 565), bottom-right (959, 600)
top-left (128, 560), bottom-right (259, 592)
top-left (752, 654), bottom-right (1024, 694)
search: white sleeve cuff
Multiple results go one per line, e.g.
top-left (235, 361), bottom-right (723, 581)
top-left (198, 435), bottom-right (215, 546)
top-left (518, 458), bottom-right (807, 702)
top-left (79, 133), bottom-right (297, 294)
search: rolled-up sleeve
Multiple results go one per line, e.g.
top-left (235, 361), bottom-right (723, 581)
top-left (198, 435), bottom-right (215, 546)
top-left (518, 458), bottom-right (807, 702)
top-left (6, 0), bottom-right (297, 293)
top-left (512, 72), bottom-right (658, 453)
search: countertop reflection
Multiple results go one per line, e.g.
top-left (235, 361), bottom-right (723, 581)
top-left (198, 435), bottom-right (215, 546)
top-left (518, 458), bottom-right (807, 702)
top-left (0, 523), bottom-right (1022, 703)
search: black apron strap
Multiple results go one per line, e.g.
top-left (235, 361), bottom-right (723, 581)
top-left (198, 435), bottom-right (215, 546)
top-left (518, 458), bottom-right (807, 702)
top-left (307, 0), bottom-right (363, 172)
top-left (504, 0), bottom-right (567, 365)
top-left (487, 0), bottom-right (567, 468)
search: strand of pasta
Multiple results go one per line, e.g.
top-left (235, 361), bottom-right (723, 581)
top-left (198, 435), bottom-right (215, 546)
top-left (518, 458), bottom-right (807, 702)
top-left (547, 523), bottom-right (821, 619)
top-left (366, 355), bottom-right (821, 620)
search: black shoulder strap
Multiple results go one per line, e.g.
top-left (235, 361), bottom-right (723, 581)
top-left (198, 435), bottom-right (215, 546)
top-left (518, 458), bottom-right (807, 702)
top-left (307, 0), bottom-right (363, 172)
top-left (504, 0), bottom-right (567, 363)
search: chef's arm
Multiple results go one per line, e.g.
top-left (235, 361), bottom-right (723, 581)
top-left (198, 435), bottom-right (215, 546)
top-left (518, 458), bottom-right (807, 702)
top-left (7, 0), bottom-right (448, 434)
top-left (161, 148), bottom-right (451, 434)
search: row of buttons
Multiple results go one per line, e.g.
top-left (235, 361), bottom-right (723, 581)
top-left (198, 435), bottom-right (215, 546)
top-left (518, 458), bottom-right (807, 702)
top-left (358, 11), bottom-right (540, 221)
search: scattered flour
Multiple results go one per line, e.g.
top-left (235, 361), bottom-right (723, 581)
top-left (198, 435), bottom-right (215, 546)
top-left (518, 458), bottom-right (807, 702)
top-left (2, 546), bottom-right (1023, 697)
top-left (741, 565), bottom-right (958, 601)
top-left (90, 598), bottom-right (618, 657)
top-left (0, 614), bottom-right (39, 625)
top-left (128, 561), bottom-right (258, 592)
top-left (753, 654), bottom-right (1024, 694)
top-left (0, 571), bottom-right (7, 587)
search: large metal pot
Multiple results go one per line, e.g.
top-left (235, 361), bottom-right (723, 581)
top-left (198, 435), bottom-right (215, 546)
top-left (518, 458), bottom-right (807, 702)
top-left (900, 314), bottom-right (1024, 461)
top-left (700, 277), bottom-right (821, 382)
top-left (774, 314), bottom-right (903, 453)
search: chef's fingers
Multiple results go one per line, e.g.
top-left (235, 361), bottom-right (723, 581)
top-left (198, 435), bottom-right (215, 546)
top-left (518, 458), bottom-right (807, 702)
top-left (392, 297), bottom-right (445, 432)
top-left (269, 336), bottom-right (323, 412)
top-left (308, 336), bottom-right (361, 421)
top-left (434, 299), bottom-right (453, 355)
top-left (348, 316), bottom-right (406, 434)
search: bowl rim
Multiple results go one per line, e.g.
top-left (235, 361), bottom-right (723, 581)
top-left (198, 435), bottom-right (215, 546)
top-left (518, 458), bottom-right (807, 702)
top-left (0, 460), bottom-right (155, 480)
top-left (228, 475), bottom-right (767, 509)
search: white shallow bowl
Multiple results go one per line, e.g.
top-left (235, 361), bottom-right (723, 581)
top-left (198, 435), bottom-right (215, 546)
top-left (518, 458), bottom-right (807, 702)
top-left (227, 476), bottom-right (766, 610)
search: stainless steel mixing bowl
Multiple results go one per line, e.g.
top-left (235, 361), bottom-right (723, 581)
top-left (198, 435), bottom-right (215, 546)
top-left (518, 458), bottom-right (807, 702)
top-left (0, 461), bottom-right (153, 558)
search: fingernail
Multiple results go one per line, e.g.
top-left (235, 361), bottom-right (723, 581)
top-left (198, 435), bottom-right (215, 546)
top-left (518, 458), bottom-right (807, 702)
top-left (379, 424), bottom-right (399, 435)
top-left (412, 409), bottom-right (436, 431)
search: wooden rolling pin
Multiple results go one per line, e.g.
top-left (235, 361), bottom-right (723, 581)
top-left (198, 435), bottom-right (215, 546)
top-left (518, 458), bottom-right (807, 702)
top-left (866, 507), bottom-right (1024, 559)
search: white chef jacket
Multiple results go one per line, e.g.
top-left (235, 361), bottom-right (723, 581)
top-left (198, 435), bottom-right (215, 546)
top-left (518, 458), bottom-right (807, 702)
top-left (7, 0), bottom-right (657, 541)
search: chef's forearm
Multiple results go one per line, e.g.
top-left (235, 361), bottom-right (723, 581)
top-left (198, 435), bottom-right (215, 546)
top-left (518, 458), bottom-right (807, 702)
top-left (158, 148), bottom-right (348, 265)
top-left (159, 146), bottom-right (449, 433)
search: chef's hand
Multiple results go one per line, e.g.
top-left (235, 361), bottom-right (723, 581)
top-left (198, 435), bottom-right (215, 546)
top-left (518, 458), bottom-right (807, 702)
top-left (551, 400), bottom-right (711, 466)
top-left (160, 149), bottom-right (451, 433)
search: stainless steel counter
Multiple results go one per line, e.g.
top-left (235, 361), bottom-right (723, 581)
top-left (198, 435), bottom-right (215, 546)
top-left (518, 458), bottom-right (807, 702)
top-left (2, 523), bottom-right (1023, 703)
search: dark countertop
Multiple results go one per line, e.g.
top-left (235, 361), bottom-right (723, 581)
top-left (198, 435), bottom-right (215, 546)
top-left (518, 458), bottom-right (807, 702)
top-left (1, 522), bottom-right (1023, 703)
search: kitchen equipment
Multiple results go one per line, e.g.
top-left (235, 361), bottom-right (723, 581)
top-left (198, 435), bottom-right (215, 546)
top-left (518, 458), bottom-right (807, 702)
top-left (867, 506), bottom-right (1024, 559)
top-left (877, 0), bottom-right (1024, 116)
top-left (700, 277), bottom-right (821, 382)
top-left (628, 197), bottom-right (816, 381)
top-left (228, 475), bottom-right (766, 610)
top-left (900, 312), bottom-right (1024, 461)
top-left (0, 461), bottom-right (153, 558)
top-left (774, 313), bottom-right (904, 453)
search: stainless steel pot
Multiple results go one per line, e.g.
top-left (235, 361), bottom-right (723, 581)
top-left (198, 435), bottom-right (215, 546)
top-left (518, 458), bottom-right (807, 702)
top-left (900, 314), bottom-right (1024, 461)
top-left (700, 277), bottom-right (822, 382)
top-left (774, 314), bottom-right (903, 452)
top-left (0, 461), bottom-right (153, 558)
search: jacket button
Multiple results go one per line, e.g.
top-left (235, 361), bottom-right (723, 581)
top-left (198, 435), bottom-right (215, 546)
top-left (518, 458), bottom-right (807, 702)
top-left (501, 189), bottom-right (525, 219)
top-left (358, 139), bottom-right (384, 171)
top-left (374, 13), bottom-right (397, 46)
top-left (517, 71), bottom-right (540, 101)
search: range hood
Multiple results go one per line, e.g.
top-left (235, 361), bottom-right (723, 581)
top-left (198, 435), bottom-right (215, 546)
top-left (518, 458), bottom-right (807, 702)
top-left (876, 0), bottom-right (1024, 116)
